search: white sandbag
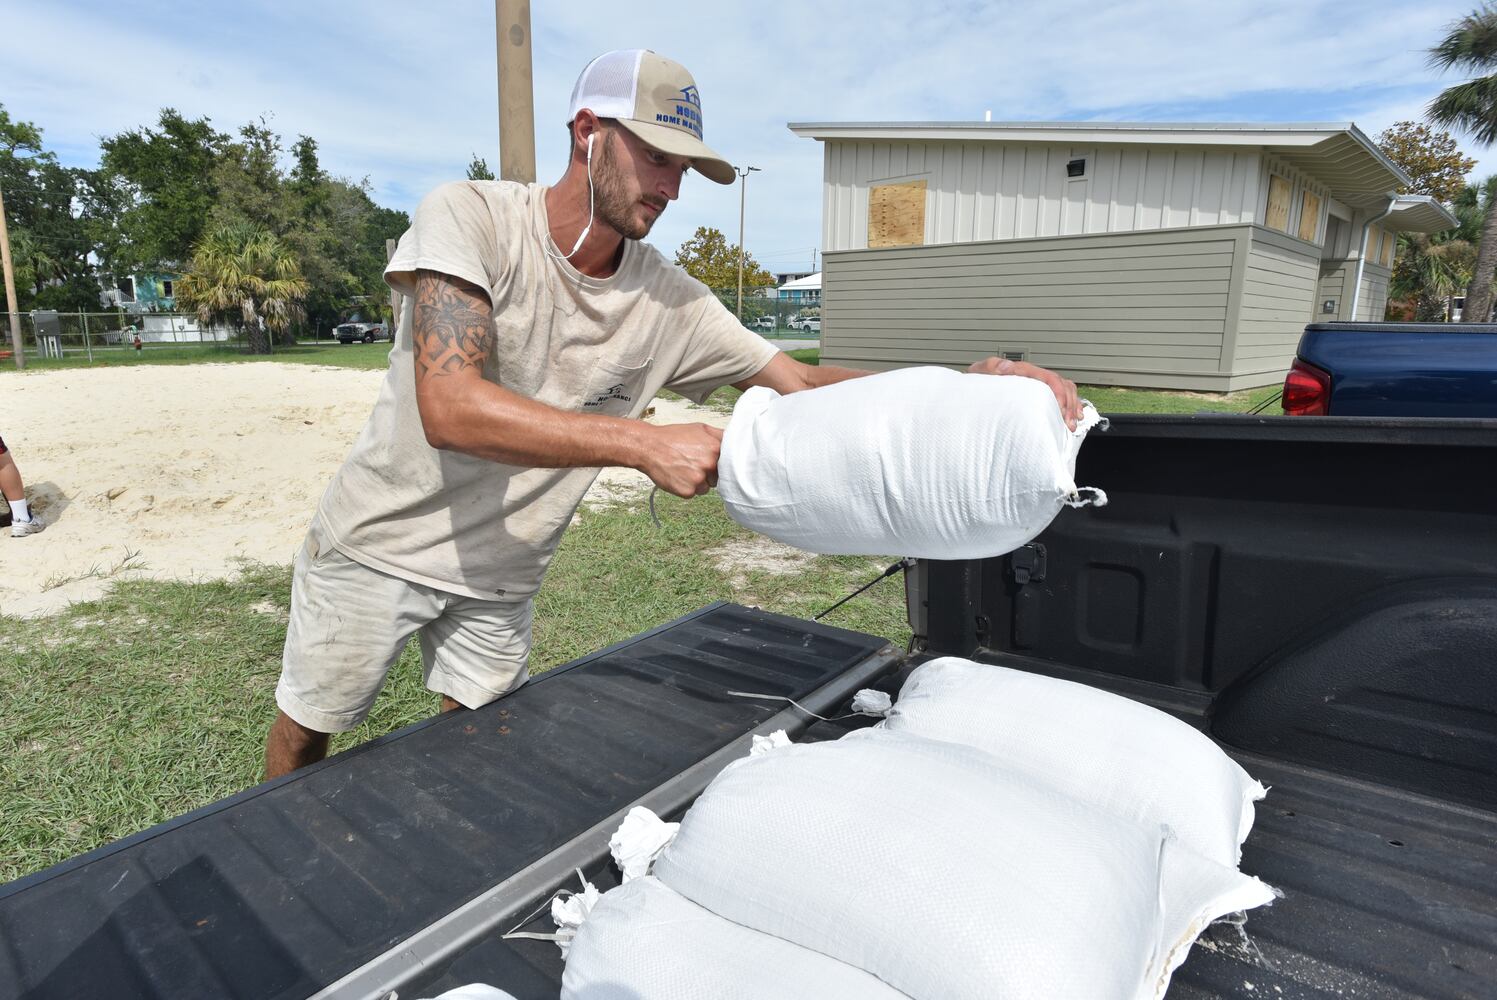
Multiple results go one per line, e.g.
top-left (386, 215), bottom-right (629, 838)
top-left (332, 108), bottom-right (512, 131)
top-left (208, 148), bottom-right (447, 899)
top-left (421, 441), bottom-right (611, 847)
top-left (424, 986), bottom-right (521, 1000)
top-left (608, 806), bottom-right (679, 882)
top-left (561, 876), bottom-right (906, 1000)
top-left (749, 729), bottom-right (793, 756)
top-left (882, 657), bottom-right (1267, 866)
top-left (652, 728), bottom-right (1273, 1000)
top-left (717, 367), bottom-right (1107, 559)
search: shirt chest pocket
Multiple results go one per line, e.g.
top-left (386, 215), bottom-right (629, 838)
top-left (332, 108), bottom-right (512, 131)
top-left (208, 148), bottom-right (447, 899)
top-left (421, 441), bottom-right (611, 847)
top-left (578, 356), bottom-right (652, 416)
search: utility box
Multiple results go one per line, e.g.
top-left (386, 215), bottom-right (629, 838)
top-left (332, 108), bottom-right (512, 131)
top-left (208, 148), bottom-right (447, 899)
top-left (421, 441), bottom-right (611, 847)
top-left (31, 310), bottom-right (63, 359)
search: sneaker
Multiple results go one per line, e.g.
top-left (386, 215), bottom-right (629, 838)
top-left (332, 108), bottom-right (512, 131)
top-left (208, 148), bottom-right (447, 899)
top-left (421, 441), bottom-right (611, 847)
top-left (11, 516), bottom-right (44, 538)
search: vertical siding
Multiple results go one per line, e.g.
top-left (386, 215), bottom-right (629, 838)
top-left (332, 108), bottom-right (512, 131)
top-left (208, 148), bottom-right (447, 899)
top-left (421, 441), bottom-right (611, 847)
top-left (822, 140), bottom-right (1270, 251)
top-left (1233, 227), bottom-right (1321, 372)
top-left (1254, 153), bottom-right (1331, 245)
top-left (820, 225), bottom-right (1246, 390)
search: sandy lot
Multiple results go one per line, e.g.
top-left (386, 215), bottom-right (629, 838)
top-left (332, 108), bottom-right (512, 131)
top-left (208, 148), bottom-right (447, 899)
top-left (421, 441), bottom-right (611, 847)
top-left (0, 363), bottom-right (729, 618)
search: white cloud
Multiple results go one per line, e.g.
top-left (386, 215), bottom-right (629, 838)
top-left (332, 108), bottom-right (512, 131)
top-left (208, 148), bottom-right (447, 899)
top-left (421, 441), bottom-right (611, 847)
top-left (2, 0), bottom-right (1491, 263)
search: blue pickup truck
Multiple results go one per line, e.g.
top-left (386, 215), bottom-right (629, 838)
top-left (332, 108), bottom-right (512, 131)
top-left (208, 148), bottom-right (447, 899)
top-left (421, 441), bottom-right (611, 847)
top-left (1283, 321), bottom-right (1497, 416)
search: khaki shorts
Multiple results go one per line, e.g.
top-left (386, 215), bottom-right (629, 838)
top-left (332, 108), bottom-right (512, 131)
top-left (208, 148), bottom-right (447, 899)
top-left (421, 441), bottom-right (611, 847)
top-left (276, 520), bottom-right (533, 733)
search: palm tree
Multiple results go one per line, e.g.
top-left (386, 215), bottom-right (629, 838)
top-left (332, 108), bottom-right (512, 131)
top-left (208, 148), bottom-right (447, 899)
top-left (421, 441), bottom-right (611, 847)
top-left (176, 221), bottom-right (308, 354)
top-left (1428, 5), bottom-right (1497, 322)
top-left (1391, 232), bottom-right (1474, 320)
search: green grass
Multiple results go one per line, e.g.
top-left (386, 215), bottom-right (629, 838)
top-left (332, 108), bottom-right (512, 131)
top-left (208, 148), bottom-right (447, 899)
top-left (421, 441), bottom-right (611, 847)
top-left (0, 493), bottom-right (908, 883)
top-left (0, 340), bottom-right (395, 373)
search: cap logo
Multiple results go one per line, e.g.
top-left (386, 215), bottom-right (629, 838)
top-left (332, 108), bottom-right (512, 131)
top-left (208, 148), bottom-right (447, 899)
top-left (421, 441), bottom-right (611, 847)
top-left (655, 85), bottom-right (703, 139)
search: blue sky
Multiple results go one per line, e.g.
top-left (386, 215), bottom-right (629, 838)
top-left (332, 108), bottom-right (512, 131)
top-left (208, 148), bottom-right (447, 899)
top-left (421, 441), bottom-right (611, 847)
top-left (2, 1), bottom-right (1490, 274)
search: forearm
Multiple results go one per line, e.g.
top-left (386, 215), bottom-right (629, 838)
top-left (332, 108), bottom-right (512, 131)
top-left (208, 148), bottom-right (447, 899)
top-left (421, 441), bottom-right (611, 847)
top-left (410, 267), bottom-right (652, 469)
top-left (420, 378), bottom-right (651, 469)
top-left (801, 363), bottom-right (873, 390)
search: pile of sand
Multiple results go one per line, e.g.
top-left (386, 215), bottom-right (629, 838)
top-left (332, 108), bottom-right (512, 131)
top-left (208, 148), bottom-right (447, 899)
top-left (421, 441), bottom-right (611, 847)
top-left (0, 363), bottom-right (730, 618)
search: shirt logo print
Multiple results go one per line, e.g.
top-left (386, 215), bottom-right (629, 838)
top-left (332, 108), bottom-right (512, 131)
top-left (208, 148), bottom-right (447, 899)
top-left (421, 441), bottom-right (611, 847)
top-left (583, 382), bottom-right (633, 408)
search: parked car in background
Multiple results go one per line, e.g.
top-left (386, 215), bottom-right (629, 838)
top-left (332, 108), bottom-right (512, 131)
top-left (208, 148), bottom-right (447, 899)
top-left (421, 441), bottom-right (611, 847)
top-left (750, 316), bottom-right (776, 331)
top-left (336, 323), bottom-right (386, 344)
top-left (1282, 321), bottom-right (1497, 417)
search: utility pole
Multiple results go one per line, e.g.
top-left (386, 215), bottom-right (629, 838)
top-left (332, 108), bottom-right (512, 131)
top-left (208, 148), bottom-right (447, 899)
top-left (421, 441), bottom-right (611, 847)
top-left (736, 165), bottom-right (760, 320)
top-left (0, 179), bottom-right (24, 369)
top-left (495, 1), bottom-right (536, 183)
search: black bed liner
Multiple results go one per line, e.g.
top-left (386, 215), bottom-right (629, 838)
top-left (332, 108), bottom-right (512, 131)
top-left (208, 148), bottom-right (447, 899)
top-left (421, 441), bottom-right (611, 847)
top-left (0, 604), bottom-right (894, 1000)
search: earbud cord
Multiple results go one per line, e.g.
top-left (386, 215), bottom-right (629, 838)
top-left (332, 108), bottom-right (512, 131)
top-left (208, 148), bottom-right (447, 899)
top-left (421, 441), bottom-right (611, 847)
top-left (546, 132), bottom-right (595, 261)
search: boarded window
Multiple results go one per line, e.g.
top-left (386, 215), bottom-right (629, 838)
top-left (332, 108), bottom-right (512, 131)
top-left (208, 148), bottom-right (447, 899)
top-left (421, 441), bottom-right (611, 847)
top-left (1381, 228), bottom-right (1396, 268)
top-left (1297, 190), bottom-right (1321, 243)
top-left (1265, 174), bottom-right (1292, 233)
top-left (868, 180), bottom-right (927, 248)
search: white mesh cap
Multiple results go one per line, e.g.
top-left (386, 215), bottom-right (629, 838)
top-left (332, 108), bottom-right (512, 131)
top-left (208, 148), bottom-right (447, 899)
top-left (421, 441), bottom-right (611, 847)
top-left (567, 49), bottom-right (735, 184)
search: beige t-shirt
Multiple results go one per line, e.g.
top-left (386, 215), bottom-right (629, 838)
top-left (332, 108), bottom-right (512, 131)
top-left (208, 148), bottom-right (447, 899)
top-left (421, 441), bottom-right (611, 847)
top-left (317, 180), bottom-right (778, 600)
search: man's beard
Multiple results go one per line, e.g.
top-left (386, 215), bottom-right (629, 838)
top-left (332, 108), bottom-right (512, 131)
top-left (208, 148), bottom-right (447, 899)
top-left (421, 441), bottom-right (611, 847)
top-left (594, 130), bottom-right (666, 240)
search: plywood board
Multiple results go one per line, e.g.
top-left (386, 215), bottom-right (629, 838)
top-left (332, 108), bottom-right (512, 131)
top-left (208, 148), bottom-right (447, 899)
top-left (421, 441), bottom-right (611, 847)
top-left (869, 180), bottom-right (927, 248)
top-left (1265, 174), bottom-right (1292, 233)
top-left (1298, 190), bottom-right (1322, 243)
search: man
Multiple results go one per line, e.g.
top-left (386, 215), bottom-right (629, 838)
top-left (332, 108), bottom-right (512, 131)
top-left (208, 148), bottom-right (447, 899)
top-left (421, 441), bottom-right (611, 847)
top-left (264, 49), bottom-right (1080, 779)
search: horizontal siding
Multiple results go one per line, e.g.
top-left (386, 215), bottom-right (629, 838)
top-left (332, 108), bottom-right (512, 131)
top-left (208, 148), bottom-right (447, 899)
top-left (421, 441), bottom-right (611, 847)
top-left (823, 140), bottom-right (1268, 251)
top-left (1230, 227), bottom-right (1319, 375)
top-left (816, 355), bottom-right (1282, 392)
top-left (823, 225), bottom-right (1244, 389)
top-left (1317, 262), bottom-right (1352, 320)
top-left (1357, 263), bottom-right (1392, 320)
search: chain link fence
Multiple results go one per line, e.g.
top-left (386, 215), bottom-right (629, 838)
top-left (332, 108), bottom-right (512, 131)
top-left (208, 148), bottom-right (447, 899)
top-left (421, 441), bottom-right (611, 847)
top-left (706, 287), bottom-right (821, 336)
top-left (0, 311), bottom-right (362, 362)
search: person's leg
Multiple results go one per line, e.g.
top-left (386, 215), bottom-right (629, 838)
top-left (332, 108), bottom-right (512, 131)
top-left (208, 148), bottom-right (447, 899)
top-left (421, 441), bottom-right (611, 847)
top-left (264, 710), bottom-right (330, 778)
top-left (419, 596), bottom-right (534, 712)
top-left (0, 445), bottom-right (41, 535)
top-left (264, 523), bottom-right (441, 780)
top-left (0, 448), bottom-right (23, 501)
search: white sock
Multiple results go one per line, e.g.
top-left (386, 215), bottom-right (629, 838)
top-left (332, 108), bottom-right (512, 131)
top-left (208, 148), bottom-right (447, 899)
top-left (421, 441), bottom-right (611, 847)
top-left (9, 498), bottom-right (30, 523)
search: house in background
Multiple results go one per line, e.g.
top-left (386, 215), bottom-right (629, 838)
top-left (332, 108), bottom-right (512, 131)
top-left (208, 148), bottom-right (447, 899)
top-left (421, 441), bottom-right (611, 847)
top-left (778, 271), bottom-right (822, 307)
top-left (789, 121), bottom-right (1456, 390)
top-left (100, 271), bottom-right (182, 313)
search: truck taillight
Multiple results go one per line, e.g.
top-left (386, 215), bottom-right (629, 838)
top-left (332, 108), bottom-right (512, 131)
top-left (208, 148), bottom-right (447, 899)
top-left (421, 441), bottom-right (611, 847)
top-left (1282, 359), bottom-right (1331, 416)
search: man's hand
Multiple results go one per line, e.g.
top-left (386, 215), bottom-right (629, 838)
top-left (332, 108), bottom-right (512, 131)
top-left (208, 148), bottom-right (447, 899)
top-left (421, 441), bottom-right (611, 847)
top-left (969, 357), bottom-right (1082, 430)
top-left (639, 423), bottom-right (724, 498)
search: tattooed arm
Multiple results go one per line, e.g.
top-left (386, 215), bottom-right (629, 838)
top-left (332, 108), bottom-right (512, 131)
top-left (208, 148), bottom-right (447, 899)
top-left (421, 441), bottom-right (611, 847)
top-left (410, 269), bottom-right (721, 497)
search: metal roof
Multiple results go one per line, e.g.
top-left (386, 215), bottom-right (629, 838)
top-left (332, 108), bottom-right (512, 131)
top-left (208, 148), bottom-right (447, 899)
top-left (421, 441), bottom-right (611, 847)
top-left (788, 121), bottom-right (1411, 209)
top-left (778, 271), bottom-right (822, 291)
top-left (1388, 194), bottom-right (1459, 234)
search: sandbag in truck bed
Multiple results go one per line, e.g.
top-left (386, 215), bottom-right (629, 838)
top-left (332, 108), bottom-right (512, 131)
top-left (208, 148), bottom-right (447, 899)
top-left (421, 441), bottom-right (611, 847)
top-left (717, 367), bottom-right (1107, 558)
top-left (651, 728), bottom-right (1275, 1000)
top-left (561, 876), bottom-right (907, 1000)
top-left (882, 657), bottom-right (1268, 867)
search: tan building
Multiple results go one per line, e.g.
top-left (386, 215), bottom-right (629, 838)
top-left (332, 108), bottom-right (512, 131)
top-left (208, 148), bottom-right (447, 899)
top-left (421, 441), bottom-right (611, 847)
top-left (789, 122), bottom-right (1457, 390)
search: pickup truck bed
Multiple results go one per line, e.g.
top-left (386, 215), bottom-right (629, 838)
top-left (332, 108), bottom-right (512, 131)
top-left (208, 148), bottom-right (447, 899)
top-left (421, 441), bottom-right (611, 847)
top-left (420, 668), bottom-right (1497, 1000)
top-left (3, 415), bottom-right (1494, 1000)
